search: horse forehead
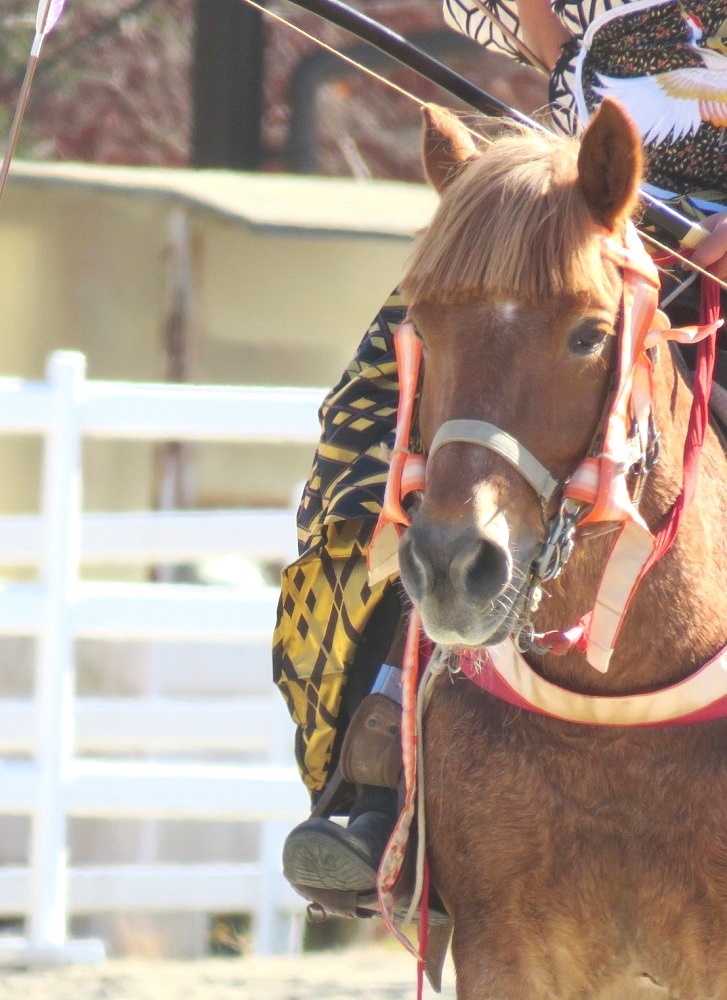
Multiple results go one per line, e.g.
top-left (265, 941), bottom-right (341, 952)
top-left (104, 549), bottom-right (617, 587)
top-left (494, 301), bottom-right (519, 322)
top-left (413, 299), bottom-right (525, 335)
top-left (416, 294), bottom-right (615, 338)
top-left (441, 300), bottom-right (540, 347)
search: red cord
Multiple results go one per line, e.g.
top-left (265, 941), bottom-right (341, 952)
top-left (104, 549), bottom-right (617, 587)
top-left (645, 273), bottom-right (719, 571)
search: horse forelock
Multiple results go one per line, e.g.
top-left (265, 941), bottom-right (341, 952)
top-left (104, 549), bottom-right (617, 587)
top-left (402, 127), bottom-right (621, 309)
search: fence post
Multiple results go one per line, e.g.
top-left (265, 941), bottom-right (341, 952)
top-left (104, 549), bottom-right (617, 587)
top-left (27, 352), bottom-right (103, 962)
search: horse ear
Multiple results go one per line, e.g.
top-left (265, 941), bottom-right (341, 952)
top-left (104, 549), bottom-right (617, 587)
top-left (422, 104), bottom-right (479, 193)
top-left (577, 97), bottom-right (643, 231)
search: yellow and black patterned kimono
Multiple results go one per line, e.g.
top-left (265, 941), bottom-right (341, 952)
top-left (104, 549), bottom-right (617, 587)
top-left (272, 292), bottom-right (406, 797)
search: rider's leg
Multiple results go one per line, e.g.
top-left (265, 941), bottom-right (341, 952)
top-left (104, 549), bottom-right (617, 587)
top-left (282, 587), bottom-right (403, 898)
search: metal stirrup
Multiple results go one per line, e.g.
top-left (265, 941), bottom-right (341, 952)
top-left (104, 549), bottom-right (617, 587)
top-left (427, 419), bottom-right (560, 505)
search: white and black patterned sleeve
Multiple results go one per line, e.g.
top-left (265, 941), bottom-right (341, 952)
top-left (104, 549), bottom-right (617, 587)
top-left (442, 0), bottom-right (524, 58)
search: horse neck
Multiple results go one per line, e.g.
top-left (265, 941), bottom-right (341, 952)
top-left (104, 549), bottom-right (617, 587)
top-left (533, 344), bottom-right (727, 695)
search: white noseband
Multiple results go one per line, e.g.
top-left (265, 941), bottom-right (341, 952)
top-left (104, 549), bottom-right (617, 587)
top-left (427, 419), bottom-right (560, 506)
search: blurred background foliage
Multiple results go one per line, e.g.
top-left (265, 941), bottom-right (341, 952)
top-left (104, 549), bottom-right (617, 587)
top-left (0, 1), bottom-right (193, 165)
top-left (0, 0), bottom-right (546, 179)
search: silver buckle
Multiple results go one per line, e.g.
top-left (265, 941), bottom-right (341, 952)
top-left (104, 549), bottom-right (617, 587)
top-left (533, 497), bottom-right (583, 584)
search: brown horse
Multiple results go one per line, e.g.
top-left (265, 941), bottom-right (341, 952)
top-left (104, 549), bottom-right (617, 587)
top-left (397, 100), bottom-right (727, 998)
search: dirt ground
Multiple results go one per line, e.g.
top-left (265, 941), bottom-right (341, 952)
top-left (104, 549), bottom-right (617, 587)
top-left (0, 947), bottom-right (457, 1000)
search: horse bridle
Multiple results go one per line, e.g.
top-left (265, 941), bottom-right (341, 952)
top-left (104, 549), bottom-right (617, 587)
top-left (427, 419), bottom-right (560, 508)
top-left (423, 290), bottom-right (660, 657)
top-left (398, 221), bottom-right (718, 670)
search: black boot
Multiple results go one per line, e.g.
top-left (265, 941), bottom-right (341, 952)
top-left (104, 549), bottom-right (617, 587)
top-left (282, 786), bottom-right (398, 898)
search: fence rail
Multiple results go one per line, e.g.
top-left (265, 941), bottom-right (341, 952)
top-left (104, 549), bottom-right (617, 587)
top-left (0, 696), bottom-right (281, 754)
top-left (0, 377), bottom-right (324, 441)
top-left (2, 759), bottom-right (307, 820)
top-left (0, 509), bottom-right (297, 564)
top-left (0, 352), bottom-right (325, 964)
top-left (0, 863), bottom-right (304, 915)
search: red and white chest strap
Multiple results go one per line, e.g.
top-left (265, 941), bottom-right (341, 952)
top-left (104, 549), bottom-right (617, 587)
top-left (458, 639), bottom-right (727, 727)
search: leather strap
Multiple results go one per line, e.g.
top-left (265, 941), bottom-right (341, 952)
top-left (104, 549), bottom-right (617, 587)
top-left (458, 636), bottom-right (727, 727)
top-left (427, 418), bottom-right (560, 505)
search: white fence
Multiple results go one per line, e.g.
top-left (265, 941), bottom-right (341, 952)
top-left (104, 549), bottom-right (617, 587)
top-left (0, 351), bottom-right (325, 964)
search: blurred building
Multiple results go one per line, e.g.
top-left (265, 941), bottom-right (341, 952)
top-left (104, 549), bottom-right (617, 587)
top-left (8, 1), bottom-right (547, 180)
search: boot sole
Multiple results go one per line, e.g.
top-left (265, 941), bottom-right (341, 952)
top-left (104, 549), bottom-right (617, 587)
top-left (282, 823), bottom-right (378, 893)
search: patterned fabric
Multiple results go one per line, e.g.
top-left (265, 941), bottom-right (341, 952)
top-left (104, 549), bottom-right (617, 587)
top-left (273, 292), bottom-right (406, 795)
top-left (296, 295), bottom-right (405, 547)
top-left (558, 0), bottom-right (727, 196)
top-left (445, 0), bottom-right (727, 200)
top-left (442, 0), bottom-right (523, 56)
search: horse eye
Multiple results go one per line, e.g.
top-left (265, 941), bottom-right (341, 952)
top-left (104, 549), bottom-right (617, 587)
top-left (569, 322), bottom-right (609, 355)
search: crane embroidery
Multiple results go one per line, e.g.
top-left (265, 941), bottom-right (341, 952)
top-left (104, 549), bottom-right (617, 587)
top-left (575, 0), bottom-right (727, 146)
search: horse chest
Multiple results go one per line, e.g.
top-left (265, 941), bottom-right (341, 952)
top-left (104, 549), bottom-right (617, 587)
top-left (425, 680), bottom-right (727, 994)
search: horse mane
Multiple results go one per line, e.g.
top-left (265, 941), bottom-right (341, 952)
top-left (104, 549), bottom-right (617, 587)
top-left (402, 122), bottom-right (620, 306)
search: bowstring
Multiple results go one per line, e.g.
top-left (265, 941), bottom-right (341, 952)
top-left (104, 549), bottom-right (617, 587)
top-left (241, 0), bottom-right (494, 147)
top-left (643, 230), bottom-right (727, 295)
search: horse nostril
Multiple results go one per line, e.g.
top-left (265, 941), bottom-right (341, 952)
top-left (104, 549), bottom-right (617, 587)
top-left (400, 523), bottom-right (513, 610)
top-left (398, 531), bottom-right (429, 604)
top-left (455, 538), bottom-right (512, 605)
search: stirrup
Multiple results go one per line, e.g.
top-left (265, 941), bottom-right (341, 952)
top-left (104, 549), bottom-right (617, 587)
top-left (292, 879), bottom-right (451, 926)
top-left (290, 883), bottom-right (381, 920)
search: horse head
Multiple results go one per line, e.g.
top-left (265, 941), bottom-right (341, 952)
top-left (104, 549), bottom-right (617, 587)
top-left (398, 99), bottom-right (642, 648)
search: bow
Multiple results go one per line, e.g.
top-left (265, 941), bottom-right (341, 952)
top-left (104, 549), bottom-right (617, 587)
top-left (280, 0), bottom-right (540, 128)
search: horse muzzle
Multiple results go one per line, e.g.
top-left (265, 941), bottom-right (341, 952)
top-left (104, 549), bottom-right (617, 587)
top-left (398, 513), bottom-right (524, 647)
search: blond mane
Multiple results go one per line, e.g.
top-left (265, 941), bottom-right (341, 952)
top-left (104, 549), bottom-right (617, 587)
top-left (402, 123), bottom-right (619, 306)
